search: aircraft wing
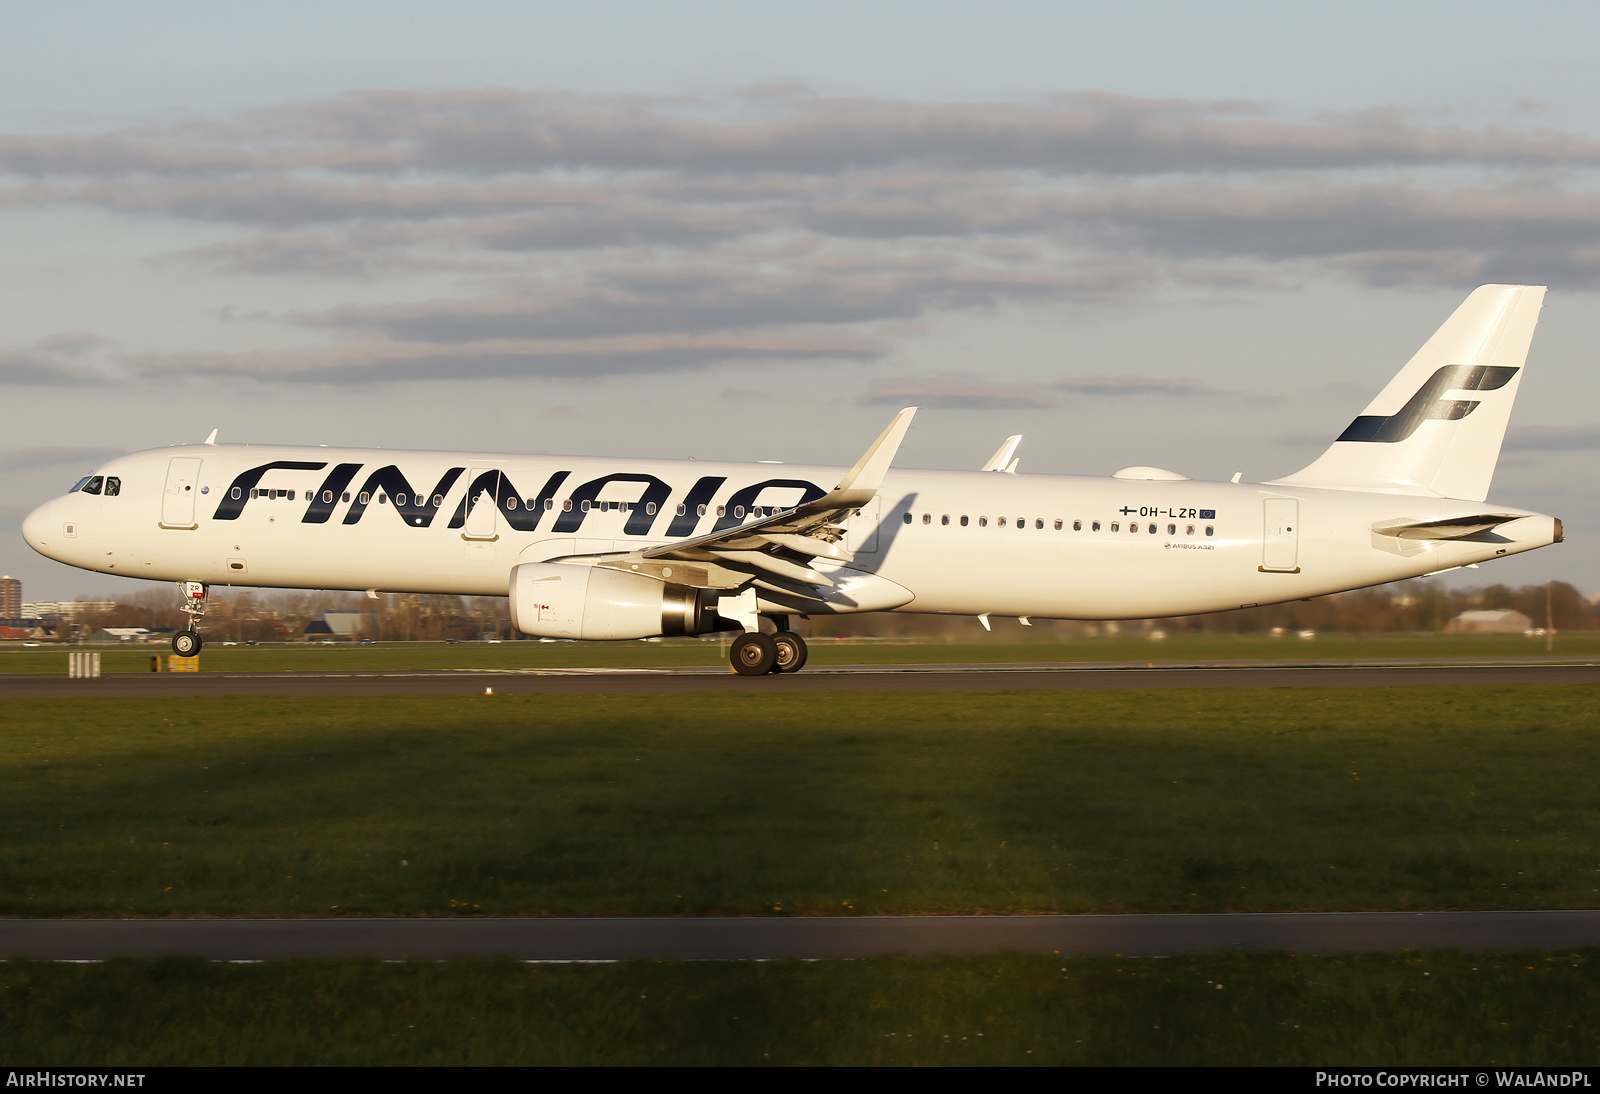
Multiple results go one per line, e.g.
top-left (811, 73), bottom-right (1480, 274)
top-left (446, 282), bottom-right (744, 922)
top-left (632, 406), bottom-right (917, 594)
top-left (981, 434), bottom-right (1021, 473)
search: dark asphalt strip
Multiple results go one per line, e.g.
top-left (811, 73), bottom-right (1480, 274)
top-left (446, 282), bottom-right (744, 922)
top-left (2, 662), bottom-right (1599, 697)
top-left (5, 912), bottom-right (1600, 961)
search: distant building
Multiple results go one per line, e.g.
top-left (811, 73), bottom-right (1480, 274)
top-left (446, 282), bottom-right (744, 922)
top-left (86, 628), bottom-right (157, 644)
top-left (303, 610), bottom-right (374, 642)
top-left (20, 600), bottom-right (115, 619)
top-left (1445, 609), bottom-right (1534, 635)
top-left (0, 575), bottom-right (19, 619)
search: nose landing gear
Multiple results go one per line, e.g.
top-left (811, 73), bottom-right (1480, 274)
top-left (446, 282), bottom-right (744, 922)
top-left (171, 580), bottom-right (208, 657)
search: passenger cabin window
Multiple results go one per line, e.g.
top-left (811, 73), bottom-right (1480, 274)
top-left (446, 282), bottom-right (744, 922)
top-left (922, 513), bottom-right (931, 525)
top-left (1110, 522), bottom-right (1119, 532)
top-left (433, 494), bottom-right (444, 507)
top-left (697, 504), bottom-right (707, 516)
top-left (1167, 523), bottom-right (1176, 535)
top-left (1092, 521), bottom-right (1101, 531)
top-left (960, 515), bottom-right (969, 526)
top-left (342, 492), bottom-right (351, 503)
top-left (979, 517), bottom-right (988, 527)
top-left (998, 517), bottom-right (1007, 527)
top-left (1205, 525), bottom-right (1215, 537)
top-left (82, 476), bottom-right (103, 495)
top-left (1148, 523), bottom-right (1157, 534)
top-left (646, 502), bottom-right (657, 515)
top-left (941, 515), bottom-right (949, 525)
top-left (359, 492), bottom-right (371, 505)
top-left (232, 487), bottom-right (243, 500)
top-left (1073, 520), bottom-right (1081, 531)
top-left (1053, 519), bottom-right (1061, 530)
top-left (1129, 522), bottom-right (1137, 533)
top-left (103, 477), bottom-right (120, 497)
top-left (1186, 524), bottom-right (1195, 536)
top-left (904, 512), bottom-right (912, 524)
top-left (562, 499), bottom-right (573, 511)
top-left (396, 493), bottom-right (408, 506)
top-left (1036, 519), bottom-right (1044, 529)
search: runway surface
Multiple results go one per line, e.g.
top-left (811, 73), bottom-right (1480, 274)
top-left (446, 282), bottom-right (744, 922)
top-left (5, 911), bottom-right (1600, 961)
top-left (2, 660), bottom-right (1598, 696)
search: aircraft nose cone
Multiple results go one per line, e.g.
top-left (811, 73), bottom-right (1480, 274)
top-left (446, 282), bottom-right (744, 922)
top-left (21, 499), bottom-right (59, 559)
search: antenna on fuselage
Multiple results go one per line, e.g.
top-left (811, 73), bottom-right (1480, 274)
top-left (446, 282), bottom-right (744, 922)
top-left (203, 429), bottom-right (219, 445)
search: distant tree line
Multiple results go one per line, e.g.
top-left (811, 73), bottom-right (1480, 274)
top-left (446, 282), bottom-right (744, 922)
top-left (53, 579), bottom-right (1596, 642)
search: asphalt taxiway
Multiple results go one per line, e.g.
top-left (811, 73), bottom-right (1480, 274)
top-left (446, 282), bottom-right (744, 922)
top-left (5, 911), bottom-right (1600, 961)
top-left (1, 659), bottom-right (1597, 697)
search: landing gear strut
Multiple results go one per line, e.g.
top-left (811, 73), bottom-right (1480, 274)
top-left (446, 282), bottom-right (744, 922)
top-left (171, 580), bottom-right (208, 658)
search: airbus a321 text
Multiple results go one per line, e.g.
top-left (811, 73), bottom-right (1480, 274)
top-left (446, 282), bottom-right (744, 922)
top-left (22, 285), bottom-right (1562, 675)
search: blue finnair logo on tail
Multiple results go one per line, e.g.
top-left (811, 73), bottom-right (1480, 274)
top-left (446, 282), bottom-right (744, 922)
top-left (1338, 364), bottom-right (1519, 444)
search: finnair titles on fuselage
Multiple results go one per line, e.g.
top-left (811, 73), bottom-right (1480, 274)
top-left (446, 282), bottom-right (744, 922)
top-left (22, 285), bottom-right (1563, 674)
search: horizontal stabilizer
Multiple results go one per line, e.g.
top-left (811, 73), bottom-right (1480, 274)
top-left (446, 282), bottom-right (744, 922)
top-left (1372, 514), bottom-right (1525, 540)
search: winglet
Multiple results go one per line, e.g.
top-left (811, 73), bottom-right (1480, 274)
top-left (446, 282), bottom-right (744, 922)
top-left (981, 435), bottom-right (1022, 472)
top-left (203, 428), bottom-right (219, 446)
top-left (829, 407), bottom-right (917, 506)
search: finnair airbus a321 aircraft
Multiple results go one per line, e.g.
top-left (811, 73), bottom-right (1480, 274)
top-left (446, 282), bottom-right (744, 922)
top-left (21, 284), bottom-right (1562, 675)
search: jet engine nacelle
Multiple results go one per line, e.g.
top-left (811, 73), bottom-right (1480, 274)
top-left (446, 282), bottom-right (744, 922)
top-left (508, 562), bottom-right (718, 640)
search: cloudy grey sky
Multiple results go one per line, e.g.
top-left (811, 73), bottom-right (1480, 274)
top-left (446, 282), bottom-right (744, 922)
top-left (4, 0), bottom-right (1599, 599)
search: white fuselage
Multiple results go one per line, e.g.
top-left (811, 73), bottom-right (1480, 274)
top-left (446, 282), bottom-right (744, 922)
top-left (20, 443), bottom-right (1560, 621)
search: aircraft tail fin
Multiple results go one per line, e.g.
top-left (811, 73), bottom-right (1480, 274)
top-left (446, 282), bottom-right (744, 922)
top-left (1267, 285), bottom-right (1546, 502)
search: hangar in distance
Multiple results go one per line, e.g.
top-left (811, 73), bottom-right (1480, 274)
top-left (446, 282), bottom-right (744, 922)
top-left (22, 285), bottom-right (1561, 675)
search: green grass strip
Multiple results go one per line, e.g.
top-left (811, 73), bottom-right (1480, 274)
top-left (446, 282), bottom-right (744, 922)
top-left (4, 631), bottom-right (1600, 673)
top-left (2, 686), bottom-right (1598, 916)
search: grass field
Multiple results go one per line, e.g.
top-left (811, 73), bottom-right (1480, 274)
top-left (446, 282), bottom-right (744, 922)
top-left (3, 950), bottom-right (1594, 1065)
top-left (3, 686), bottom-right (1597, 916)
top-left (2, 631), bottom-right (1598, 673)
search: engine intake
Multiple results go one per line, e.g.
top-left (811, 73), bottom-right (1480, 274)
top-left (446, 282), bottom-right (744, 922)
top-left (508, 562), bottom-right (719, 640)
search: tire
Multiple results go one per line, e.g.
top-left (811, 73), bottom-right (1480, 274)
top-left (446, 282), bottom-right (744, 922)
top-left (171, 631), bottom-right (201, 657)
top-left (771, 631), bottom-right (808, 673)
top-left (730, 632), bottom-right (778, 676)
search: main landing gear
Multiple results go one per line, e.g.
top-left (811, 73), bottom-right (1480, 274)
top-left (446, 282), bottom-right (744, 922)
top-left (728, 615), bottom-right (809, 676)
top-left (171, 580), bottom-right (208, 657)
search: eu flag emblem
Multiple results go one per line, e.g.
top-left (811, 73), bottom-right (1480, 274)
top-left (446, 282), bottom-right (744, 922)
top-left (1199, 509), bottom-right (1216, 519)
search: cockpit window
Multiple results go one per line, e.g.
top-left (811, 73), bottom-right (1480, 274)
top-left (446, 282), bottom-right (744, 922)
top-left (103, 477), bottom-right (121, 497)
top-left (81, 476), bottom-right (103, 495)
top-left (69, 476), bottom-right (92, 494)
